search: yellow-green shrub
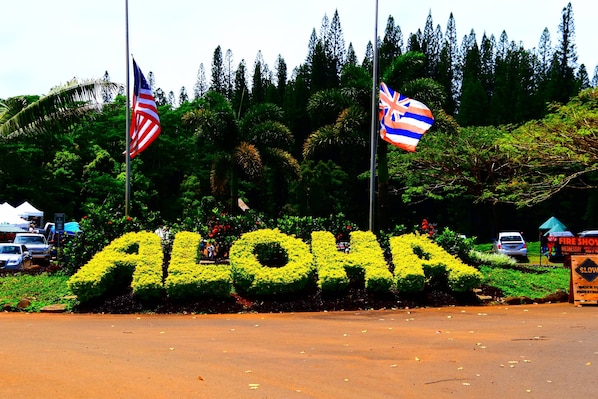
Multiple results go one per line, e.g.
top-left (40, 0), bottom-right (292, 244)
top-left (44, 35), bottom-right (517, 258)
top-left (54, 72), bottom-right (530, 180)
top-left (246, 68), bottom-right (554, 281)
top-left (347, 231), bottom-right (394, 293)
top-left (68, 231), bottom-right (163, 302)
top-left (164, 231), bottom-right (232, 300)
top-left (391, 233), bottom-right (481, 293)
top-left (310, 231), bottom-right (350, 292)
top-left (311, 230), bottom-right (394, 293)
top-left (389, 235), bottom-right (426, 293)
top-left (229, 229), bottom-right (314, 296)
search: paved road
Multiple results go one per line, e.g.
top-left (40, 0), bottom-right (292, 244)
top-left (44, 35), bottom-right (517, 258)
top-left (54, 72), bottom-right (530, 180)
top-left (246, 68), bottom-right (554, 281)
top-left (1, 303), bottom-right (597, 399)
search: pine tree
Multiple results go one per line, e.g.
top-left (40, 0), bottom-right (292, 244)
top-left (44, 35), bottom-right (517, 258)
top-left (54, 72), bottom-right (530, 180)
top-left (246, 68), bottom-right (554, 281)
top-left (327, 10), bottom-right (346, 76)
top-left (167, 91), bottom-right (176, 107)
top-left (154, 88), bottom-right (167, 106)
top-left (224, 49), bottom-right (235, 100)
top-left (346, 43), bottom-right (358, 66)
top-left (179, 86), bottom-right (189, 104)
top-left (496, 31), bottom-right (509, 61)
top-left (102, 71), bottom-right (113, 103)
top-left (537, 28), bottom-right (552, 77)
top-left (458, 34), bottom-right (490, 126)
top-left (480, 33), bottom-right (495, 99)
top-left (437, 13), bottom-right (459, 113)
top-left (193, 63), bottom-right (208, 99)
top-left (421, 11), bottom-right (441, 78)
top-left (362, 41), bottom-right (374, 73)
top-left (546, 2), bottom-right (578, 103)
top-left (233, 60), bottom-right (249, 117)
top-left (251, 51), bottom-right (269, 105)
top-left (274, 55), bottom-right (287, 106)
top-left (576, 64), bottom-right (590, 91)
top-left (306, 29), bottom-right (318, 67)
top-left (148, 71), bottom-right (156, 94)
top-left (379, 15), bottom-right (403, 74)
top-left (210, 45), bottom-right (226, 94)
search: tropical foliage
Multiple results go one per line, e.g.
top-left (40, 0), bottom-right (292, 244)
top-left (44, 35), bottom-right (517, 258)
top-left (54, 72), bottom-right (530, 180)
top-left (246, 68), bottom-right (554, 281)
top-left (1, 2), bottom-right (597, 253)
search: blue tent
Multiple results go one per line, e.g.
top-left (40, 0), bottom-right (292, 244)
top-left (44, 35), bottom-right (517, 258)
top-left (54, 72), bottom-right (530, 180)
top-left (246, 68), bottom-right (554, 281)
top-left (50, 221), bottom-right (80, 235)
top-left (539, 216), bottom-right (567, 231)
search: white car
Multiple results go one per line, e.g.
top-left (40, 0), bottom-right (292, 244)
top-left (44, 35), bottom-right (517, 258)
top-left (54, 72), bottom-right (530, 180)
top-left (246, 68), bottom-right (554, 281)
top-left (494, 231), bottom-right (527, 258)
top-left (0, 243), bottom-right (34, 270)
top-left (12, 233), bottom-right (52, 266)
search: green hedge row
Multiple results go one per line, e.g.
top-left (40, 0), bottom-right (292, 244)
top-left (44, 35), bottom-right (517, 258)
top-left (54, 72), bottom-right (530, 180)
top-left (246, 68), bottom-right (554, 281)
top-left (68, 229), bottom-right (482, 303)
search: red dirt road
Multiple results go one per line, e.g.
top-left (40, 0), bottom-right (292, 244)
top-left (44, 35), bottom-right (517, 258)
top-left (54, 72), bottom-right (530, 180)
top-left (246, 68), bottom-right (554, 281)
top-left (1, 303), bottom-right (598, 399)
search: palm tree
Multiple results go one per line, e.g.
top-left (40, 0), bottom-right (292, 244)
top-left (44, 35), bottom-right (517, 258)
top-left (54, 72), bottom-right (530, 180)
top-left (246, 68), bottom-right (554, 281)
top-left (303, 64), bottom-right (371, 167)
top-left (0, 78), bottom-right (117, 138)
top-left (183, 91), bottom-right (299, 214)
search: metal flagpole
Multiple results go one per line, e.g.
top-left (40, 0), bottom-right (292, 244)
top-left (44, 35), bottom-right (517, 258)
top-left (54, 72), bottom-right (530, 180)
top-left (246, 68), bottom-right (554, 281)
top-left (368, 0), bottom-right (379, 231)
top-left (125, 0), bottom-right (131, 217)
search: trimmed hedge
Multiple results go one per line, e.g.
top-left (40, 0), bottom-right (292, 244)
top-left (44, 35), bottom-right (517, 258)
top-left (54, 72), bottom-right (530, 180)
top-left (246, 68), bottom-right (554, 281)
top-left (229, 229), bottom-right (315, 296)
top-left (68, 229), bottom-right (483, 303)
top-left (389, 235), bottom-right (426, 293)
top-left (164, 231), bottom-right (232, 300)
top-left (391, 233), bottom-right (482, 293)
top-left (68, 231), bottom-right (163, 302)
top-left (348, 231), bottom-right (394, 293)
top-left (310, 231), bottom-right (350, 292)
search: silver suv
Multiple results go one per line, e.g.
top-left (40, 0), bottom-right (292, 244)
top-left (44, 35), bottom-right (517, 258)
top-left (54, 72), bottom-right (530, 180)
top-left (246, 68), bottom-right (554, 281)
top-left (13, 233), bottom-right (52, 266)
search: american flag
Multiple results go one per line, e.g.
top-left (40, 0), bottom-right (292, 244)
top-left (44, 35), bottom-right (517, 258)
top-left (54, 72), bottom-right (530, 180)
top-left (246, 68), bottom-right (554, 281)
top-left (129, 59), bottom-right (161, 158)
top-left (379, 82), bottom-right (434, 152)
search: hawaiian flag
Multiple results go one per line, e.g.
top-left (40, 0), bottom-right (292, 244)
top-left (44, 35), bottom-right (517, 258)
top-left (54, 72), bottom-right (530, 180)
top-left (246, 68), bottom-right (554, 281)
top-left (129, 59), bottom-right (161, 158)
top-left (379, 82), bottom-right (434, 152)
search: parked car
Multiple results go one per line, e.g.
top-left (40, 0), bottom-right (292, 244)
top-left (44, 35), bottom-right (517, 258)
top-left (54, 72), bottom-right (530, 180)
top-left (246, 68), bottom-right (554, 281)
top-left (493, 231), bottom-right (527, 258)
top-left (0, 243), bottom-right (33, 270)
top-left (578, 230), bottom-right (598, 237)
top-left (12, 233), bottom-right (52, 266)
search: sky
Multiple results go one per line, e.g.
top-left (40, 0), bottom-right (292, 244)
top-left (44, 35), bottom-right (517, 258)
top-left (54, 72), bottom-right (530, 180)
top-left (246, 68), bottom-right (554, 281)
top-left (1, 0), bottom-right (596, 99)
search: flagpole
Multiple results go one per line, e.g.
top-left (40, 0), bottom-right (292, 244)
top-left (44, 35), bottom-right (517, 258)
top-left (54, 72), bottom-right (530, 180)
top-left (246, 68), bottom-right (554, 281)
top-left (125, 0), bottom-right (131, 217)
top-left (368, 0), bottom-right (379, 231)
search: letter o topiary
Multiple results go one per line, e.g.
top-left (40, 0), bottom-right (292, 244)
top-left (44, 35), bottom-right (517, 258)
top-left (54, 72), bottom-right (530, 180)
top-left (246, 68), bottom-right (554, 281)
top-left (229, 229), bottom-right (315, 296)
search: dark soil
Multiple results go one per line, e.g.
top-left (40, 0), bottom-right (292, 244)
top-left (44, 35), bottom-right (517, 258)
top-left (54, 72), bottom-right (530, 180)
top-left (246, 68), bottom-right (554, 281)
top-left (71, 284), bottom-right (504, 314)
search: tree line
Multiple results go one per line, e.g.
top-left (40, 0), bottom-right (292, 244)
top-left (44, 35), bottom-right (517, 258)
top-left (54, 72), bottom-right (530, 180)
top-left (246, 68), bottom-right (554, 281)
top-left (1, 2), bottom-right (597, 241)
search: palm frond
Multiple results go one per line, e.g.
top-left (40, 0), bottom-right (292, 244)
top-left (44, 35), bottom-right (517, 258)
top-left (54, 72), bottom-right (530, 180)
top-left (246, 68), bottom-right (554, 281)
top-left (0, 79), bottom-right (118, 138)
top-left (303, 125), bottom-right (338, 159)
top-left (233, 142), bottom-right (262, 179)
top-left (247, 120), bottom-right (294, 148)
top-left (262, 147), bottom-right (300, 178)
top-left (239, 103), bottom-right (284, 133)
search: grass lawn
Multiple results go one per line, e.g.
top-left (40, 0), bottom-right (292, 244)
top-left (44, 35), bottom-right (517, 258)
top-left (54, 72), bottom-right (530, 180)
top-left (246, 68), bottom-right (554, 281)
top-left (0, 272), bottom-right (77, 312)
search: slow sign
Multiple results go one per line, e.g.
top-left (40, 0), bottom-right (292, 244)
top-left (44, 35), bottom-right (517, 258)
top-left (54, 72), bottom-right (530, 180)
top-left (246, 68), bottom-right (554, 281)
top-left (570, 255), bottom-right (598, 305)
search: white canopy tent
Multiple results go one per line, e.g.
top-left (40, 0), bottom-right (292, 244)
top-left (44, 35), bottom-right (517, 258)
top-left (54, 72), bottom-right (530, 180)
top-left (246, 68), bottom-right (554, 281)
top-left (15, 201), bottom-right (44, 219)
top-left (1, 202), bottom-right (16, 213)
top-left (0, 207), bottom-right (29, 230)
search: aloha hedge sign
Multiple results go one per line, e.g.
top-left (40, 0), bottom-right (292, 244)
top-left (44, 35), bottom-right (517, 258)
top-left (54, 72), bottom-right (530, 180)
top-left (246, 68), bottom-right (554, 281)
top-left (67, 229), bottom-right (482, 303)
